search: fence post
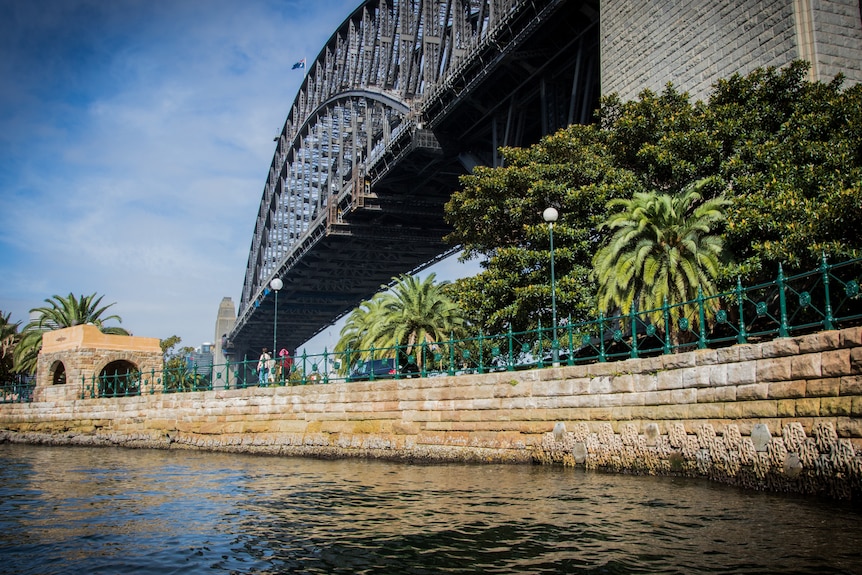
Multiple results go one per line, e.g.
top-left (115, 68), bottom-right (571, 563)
top-left (478, 329), bottom-right (485, 374)
top-left (662, 298), bottom-right (671, 355)
top-left (301, 350), bottom-right (309, 384)
top-left (345, 347), bottom-right (352, 383)
top-left (567, 316), bottom-right (574, 366)
top-left (629, 303), bottom-right (639, 359)
top-left (821, 253), bottom-right (835, 331)
top-left (778, 264), bottom-right (789, 337)
top-left (393, 343), bottom-right (403, 380)
top-left (599, 313), bottom-right (606, 362)
top-left (736, 277), bottom-right (748, 344)
top-left (537, 319), bottom-right (544, 367)
top-left (697, 288), bottom-right (708, 349)
top-left (507, 326), bottom-right (514, 371)
top-left (322, 348), bottom-right (330, 384)
top-left (448, 333), bottom-right (455, 376)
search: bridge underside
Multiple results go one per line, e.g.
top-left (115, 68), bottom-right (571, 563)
top-left (232, 141), bottom-right (457, 356)
top-left (229, 0), bottom-right (600, 360)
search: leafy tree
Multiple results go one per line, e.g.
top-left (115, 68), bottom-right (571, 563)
top-left (13, 293), bottom-right (130, 375)
top-left (592, 178), bottom-right (729, 330)
top-left (445, 61), bottom-right (862, 336)
top-left (445, 125), bottom-right (634, 333)
top-left (706, 62), bottom-right (862, 277)
top-left (160, 335), bottom-right (197, 392)
top-left (160, 335), bottom-right (183, 362)
top-left (0, 311), bottom-right (20, 384)
top-left (600, 87), bottom-right (718, 190)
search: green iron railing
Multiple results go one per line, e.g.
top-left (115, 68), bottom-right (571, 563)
top-left (0, 375), bottom-right (35, 403)
top-left (66, 255), bottom-right (861, 398)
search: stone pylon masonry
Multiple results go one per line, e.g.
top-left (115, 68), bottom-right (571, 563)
top-left (600, 0), bottom-right (862, 102)
top-left (1, 325), bottom-right (861, 499)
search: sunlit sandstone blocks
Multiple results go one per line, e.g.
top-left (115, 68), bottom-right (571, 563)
top-left (1, 326), bottom-right (860, 498)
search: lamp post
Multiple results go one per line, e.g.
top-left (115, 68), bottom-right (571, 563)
top-left (542, 207), bottom-right (559, 366)
top-left (270, 278), bottom-right (283, 356)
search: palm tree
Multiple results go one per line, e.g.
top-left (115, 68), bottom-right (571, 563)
top-left (13, 293), bottom-right (130, 374)
top-left (334, 297), bottom-right (391, 372)
top-left (375, 273), bottom-right (466, 367)
top-left (335, 274), bottom-right (466, 371)
top-left (592, 178), bottom-right (729, 334)
top-left (1, 311), bottom-right (20, 383)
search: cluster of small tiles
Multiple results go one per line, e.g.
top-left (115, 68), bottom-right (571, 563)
top-left (538, 420), bottom-right (862, 499)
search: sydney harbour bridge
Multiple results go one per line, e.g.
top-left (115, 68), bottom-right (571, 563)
top-left (228, 0), bottom-right (600, 359)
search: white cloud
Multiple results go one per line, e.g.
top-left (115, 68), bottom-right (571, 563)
top-left (0, 0), bottom-right (360, 347)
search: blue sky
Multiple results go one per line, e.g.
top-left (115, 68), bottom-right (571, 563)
top-left (0, 0), bottom-right (478, 352)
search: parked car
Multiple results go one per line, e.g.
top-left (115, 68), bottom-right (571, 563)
top-left (346, 358), bottom-right (418, 382)
top-left (541, 347), bottom-right (578, 364)
top-left (488, 351), bottom-right (539, 371)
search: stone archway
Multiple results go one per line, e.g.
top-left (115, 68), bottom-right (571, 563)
top-left (50, 360), bottom-right (67, 386)
top-left (35, 325), bottom-right (161, 401)
top-left (96, 359), bottom-right (140, 398)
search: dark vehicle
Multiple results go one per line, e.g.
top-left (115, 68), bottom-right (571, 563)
top-left (347, 358), bottom-right (418, 382)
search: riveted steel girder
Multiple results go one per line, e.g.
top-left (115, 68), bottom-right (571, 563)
top-left (229, 0), bottom-right (599, 360)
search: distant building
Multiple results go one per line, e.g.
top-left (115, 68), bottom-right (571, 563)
top-left (213, 297), bottom-right (236, 386)
top-left (186, 342), bottom-right (213, 379)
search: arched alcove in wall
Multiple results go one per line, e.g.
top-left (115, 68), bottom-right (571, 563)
top-left (98, 360), bottom-right (140, 398)
top-left (50, 361), bottom-right (66, 385)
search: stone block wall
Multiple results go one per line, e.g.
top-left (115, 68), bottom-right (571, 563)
top-left (808, 0), bottom-right (862, 81)
top-left (1, 326), bottom-right (861, 498)
top-left (35, 325), bottom-right (162, 402)
top-left (600, 0), bottom-right (862, 102)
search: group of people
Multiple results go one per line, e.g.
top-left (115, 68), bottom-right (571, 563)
top-left (257, 347), bottom-right (293, 385)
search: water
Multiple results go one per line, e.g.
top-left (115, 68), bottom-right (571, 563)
top-left (0, 444), bottom-right (860, 575)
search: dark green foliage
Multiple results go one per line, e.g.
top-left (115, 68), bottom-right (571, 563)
top-left (709, 63), bottom-right (862, 276)
top-left (0, 311), bottom-right (20, 384)
top-left (444, 61), bottom-right (862, 334)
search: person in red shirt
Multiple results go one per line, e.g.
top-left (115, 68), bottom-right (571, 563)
top-left (278, 349), bottom-right (293, 384)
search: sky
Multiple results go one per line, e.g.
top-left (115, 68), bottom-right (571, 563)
top-left (0, 0), bottom-right (479, 353)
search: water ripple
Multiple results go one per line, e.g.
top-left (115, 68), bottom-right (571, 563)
top-left (0, 445), bottom-right (860, 574)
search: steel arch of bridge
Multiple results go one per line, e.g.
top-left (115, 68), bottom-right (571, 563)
top-left (230, 0), bottom-right (599, 358)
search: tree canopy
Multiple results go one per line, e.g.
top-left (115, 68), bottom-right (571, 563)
top-left (444, 61), bottom-right (862, 334)
top-left (13, 293), bottom-right (130, 374)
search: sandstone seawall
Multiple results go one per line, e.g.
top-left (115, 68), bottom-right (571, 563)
top-left (2, 327), bottom-right (861, 499)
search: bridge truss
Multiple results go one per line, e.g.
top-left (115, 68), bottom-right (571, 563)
top-left (229, 0), bottom-right (599, 360)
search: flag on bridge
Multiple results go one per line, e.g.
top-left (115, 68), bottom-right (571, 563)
top-left (292, 58), bottom-right (305, 70)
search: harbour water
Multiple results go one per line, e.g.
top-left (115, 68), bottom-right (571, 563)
top-left (0, 443), bottom-right (860, 574)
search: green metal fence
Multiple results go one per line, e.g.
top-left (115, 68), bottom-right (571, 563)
top-left (0, 375), bottom-right (35, 403)
top-left (70, 255), bottom-right (861, 398)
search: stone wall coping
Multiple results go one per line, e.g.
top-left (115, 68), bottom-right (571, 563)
top-left (42, 324), bottom-right (160, 353)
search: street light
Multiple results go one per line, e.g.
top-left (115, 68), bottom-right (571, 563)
top-left (270, 278), bottom-right (283, 356)
top-left (542, 207), bottom-right (559, 366)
